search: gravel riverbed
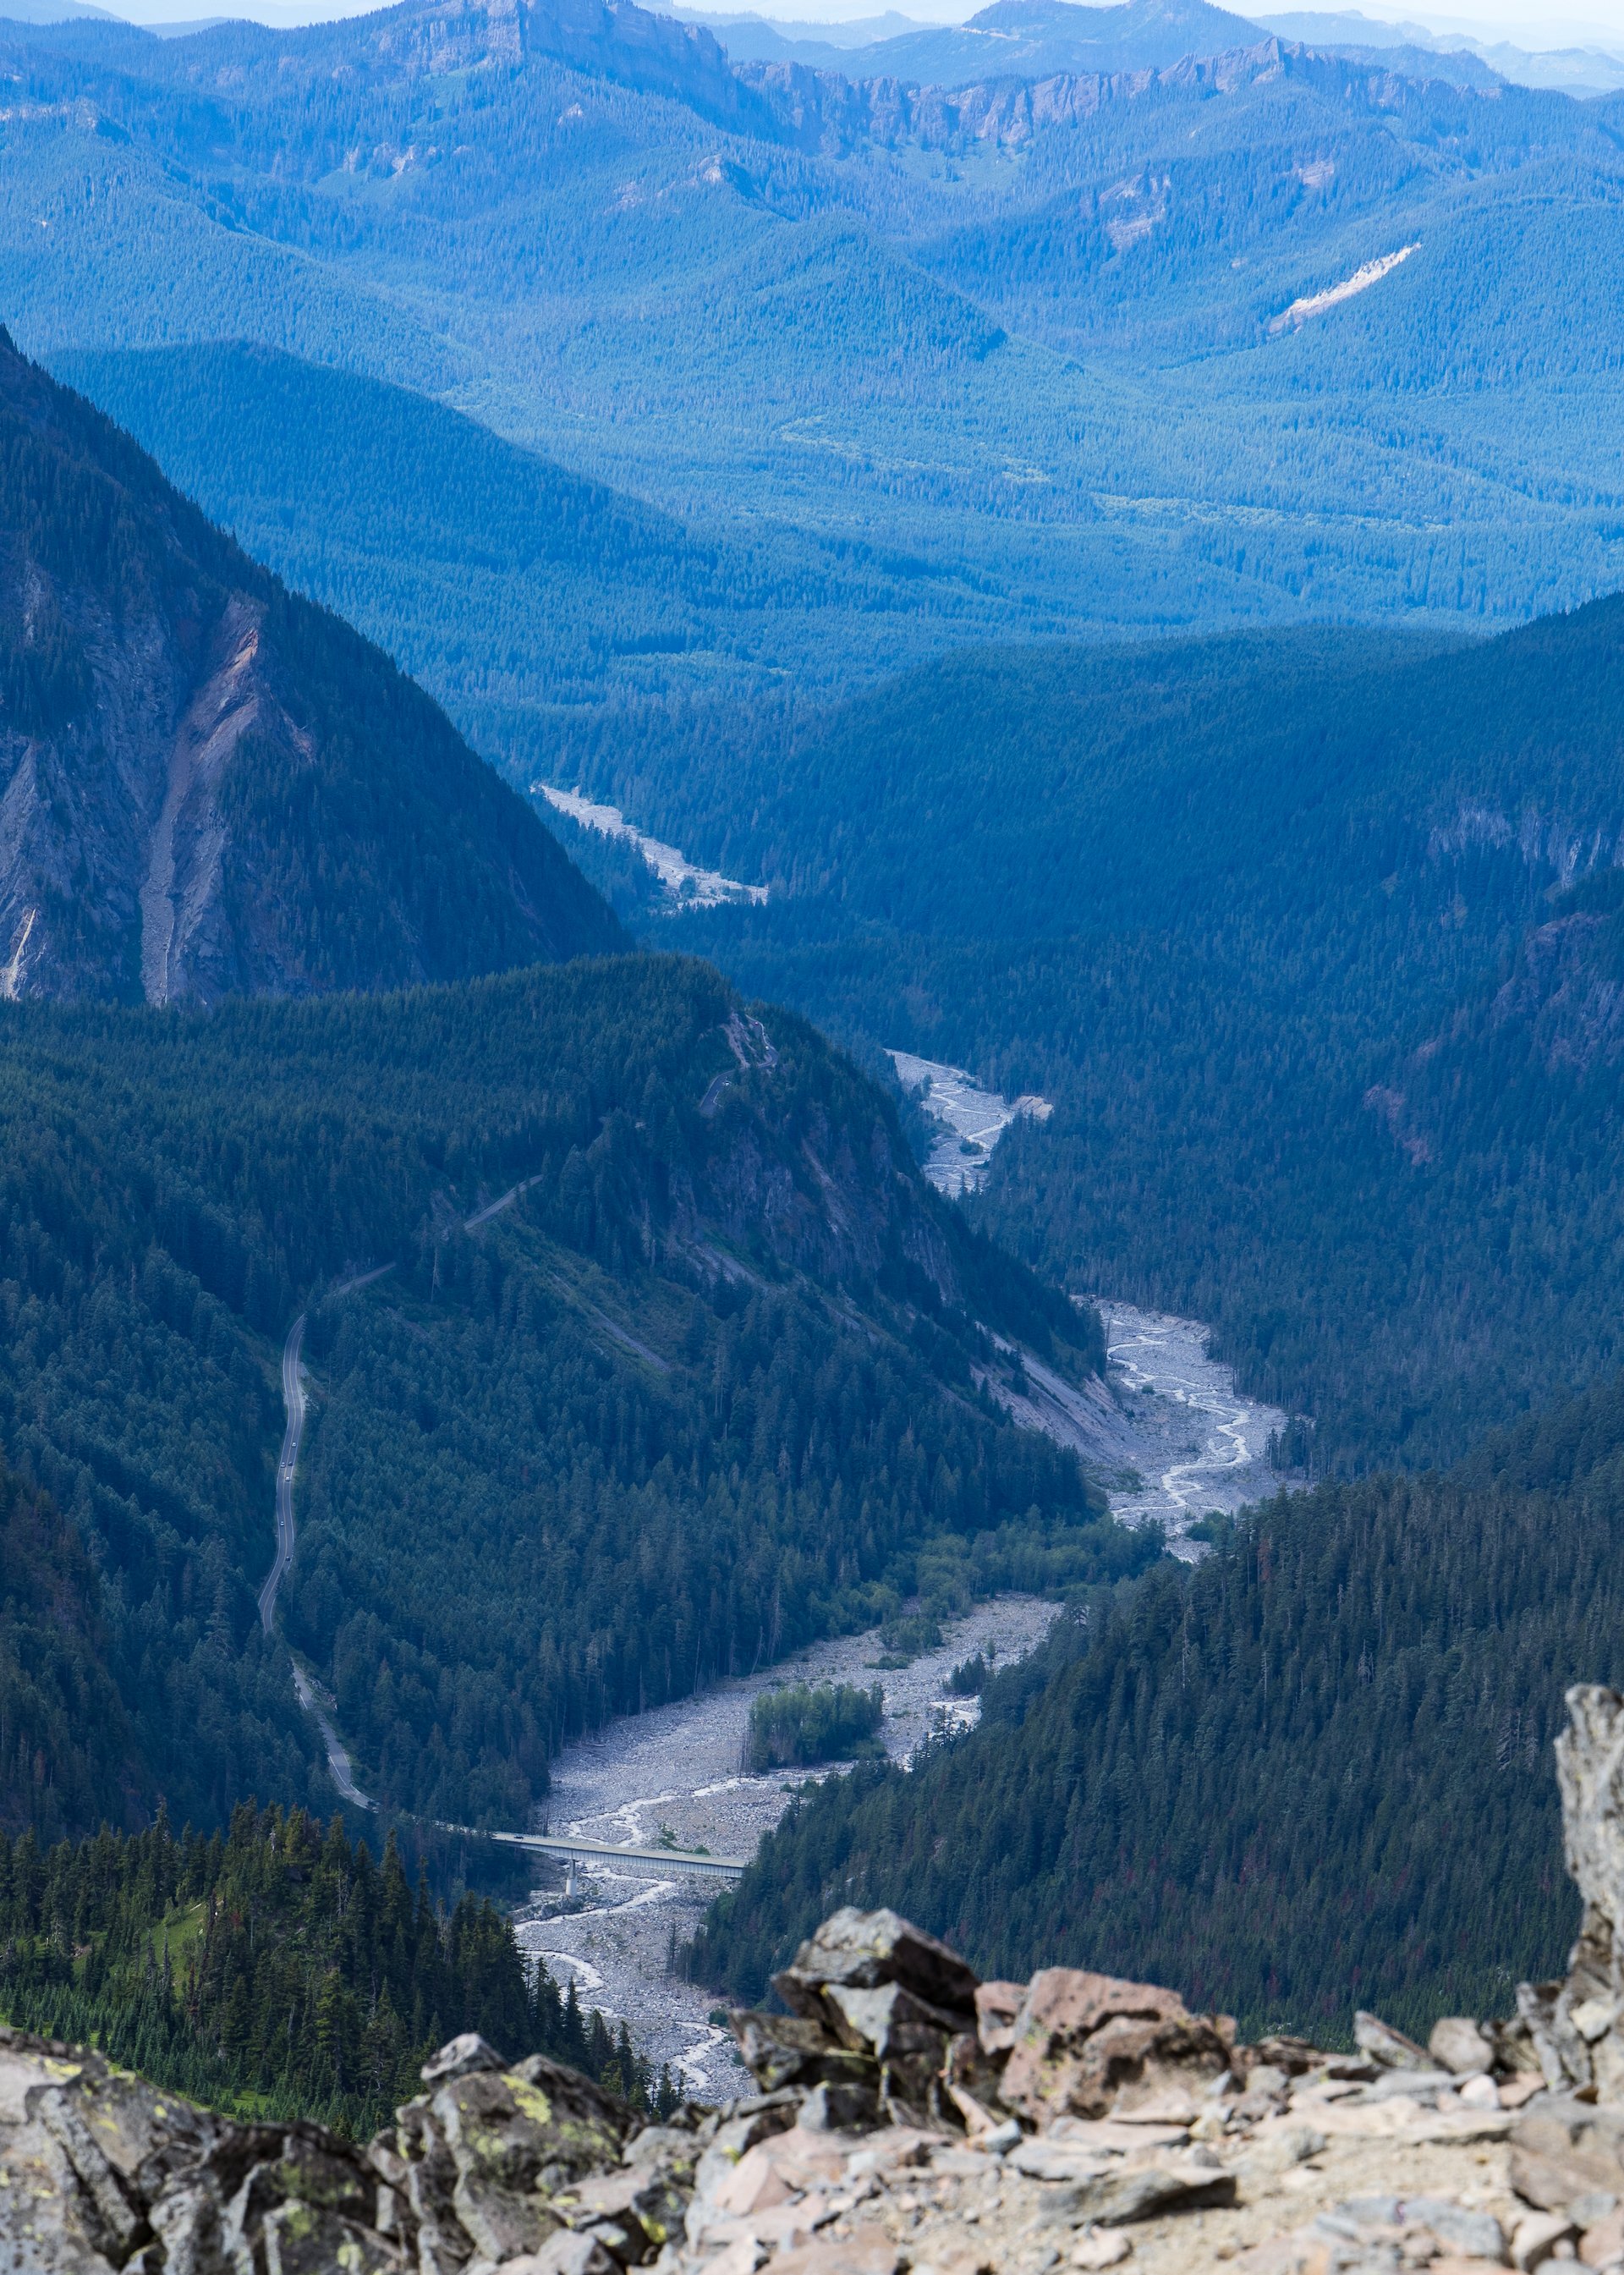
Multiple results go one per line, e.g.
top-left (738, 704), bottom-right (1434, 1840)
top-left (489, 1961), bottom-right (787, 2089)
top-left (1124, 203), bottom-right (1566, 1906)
top-left (1095, 1300), bottom-right (1293, 1554)
top-left (514, 1595), bottom-right (1059, 2101)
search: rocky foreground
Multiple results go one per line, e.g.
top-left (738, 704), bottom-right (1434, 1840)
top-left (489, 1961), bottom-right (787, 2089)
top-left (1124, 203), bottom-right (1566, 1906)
top-left (16, 1684), bottom-right (1624, 2275)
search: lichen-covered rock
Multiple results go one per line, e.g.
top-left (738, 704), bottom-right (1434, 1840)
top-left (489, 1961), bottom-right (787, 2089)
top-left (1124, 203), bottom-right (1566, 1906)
top-left (0, 2029), bottom-right (635, 2274)
top-left (996, 1969), bottom-right (1232, 2125)
top-left (257, 2196), bottom-right (404, 2274)
top-left (427, 2059), bottom-right (631, 2261)
top-left (771, 1908), bottom-right (979, 2026)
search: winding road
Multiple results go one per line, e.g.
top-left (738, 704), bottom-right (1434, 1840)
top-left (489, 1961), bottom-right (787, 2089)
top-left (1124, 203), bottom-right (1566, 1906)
top-left (257, 1314), bottom-right (306, 1635)
top-left (254, 1201), bottom-right (528, 1638)
top-left (253, 1190), bottom-right (738, 1880)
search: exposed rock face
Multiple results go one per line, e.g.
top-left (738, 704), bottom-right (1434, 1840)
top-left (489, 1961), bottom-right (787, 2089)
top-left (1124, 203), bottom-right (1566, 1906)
top-left (0, 332), bottom-right (620, 1004)
top-left (1517, 1683), bottom-right (1624, 2102)
top-left (21, 1689), bottom-right (1624, 2272)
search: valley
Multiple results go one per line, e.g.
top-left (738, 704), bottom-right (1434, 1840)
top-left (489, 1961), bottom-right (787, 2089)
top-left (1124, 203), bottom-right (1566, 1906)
top-left (513, 1593), bottom-right (1060, 2102)
top-left (538, 786), bottom-right (768, 909)
top-left (6, 0), bottom-right (1624, 2234)
top-left (887, 1047), bottom-right (1053, 1198)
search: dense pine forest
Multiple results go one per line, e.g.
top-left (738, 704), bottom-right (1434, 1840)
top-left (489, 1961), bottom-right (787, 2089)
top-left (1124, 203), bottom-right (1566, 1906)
top-left (0, 1807), bottom-right (672, 2137)
top-left (692, 1369), bottom-right (1624, 2040)
top-left (654, 604), bottom-right (1624, 1475)
top-left (0, 956), bottom-right (1143, 1842)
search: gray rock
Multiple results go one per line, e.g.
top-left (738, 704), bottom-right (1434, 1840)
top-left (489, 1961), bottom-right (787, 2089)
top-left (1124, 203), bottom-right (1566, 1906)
top-left (771, 1907), bottom-right (979, 2022)
top-left (730, 2011), bottom-right (881, 2099)
top-left (1353, 2014), bottom-right (1433, 2072)
top-left (1429, 2018), bottom-right (1495, 2076)
top-left (425, 2060), bottom-right (636, 2265)
top-left (423, 2035), bottom-right (510, 2087)
top-left (822, 1981), bottom-right (965, 2060)
top-left (1363, 2068), bottom-right (1458, 2102)
top-left (0, 2113), bottom-right (121, 2272)
top-left (1078, 2161), bottom-right (1237, 2226)
top-left (146, 2170), bottom-right (233, 2275)
top-left (1246, 2036), bottom-right (1327, 2077)
top-left (798, 2080), bottom-right (884, 2133)
top-left (1403, 2195), bottom-right (1506, 2259)
top-left (259, 2198), bottom-right (407, 2274)
top-left (34, 2087), bottom-right (147, 2261)
top-left (510, 2234), bottom-right (621, 2275)
top-left (1515, 1686), bottom-right (1624, 2102)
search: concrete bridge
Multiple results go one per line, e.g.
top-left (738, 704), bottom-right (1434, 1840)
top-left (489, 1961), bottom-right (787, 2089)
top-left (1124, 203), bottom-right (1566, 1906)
top-left (490, 1830), bottom-right (748, 1881)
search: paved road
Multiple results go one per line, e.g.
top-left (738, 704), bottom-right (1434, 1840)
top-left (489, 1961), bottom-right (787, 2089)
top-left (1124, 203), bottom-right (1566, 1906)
top-left (256, 1190), bottom-right (742, 1881)
top-left (292, 1665), bottom-right (376, 1811)
top-left (257, 1313), bottom-right (306, 1635)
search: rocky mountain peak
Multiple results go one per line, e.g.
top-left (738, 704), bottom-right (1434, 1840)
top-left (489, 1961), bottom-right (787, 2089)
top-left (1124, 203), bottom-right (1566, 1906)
top-left (0, 331), bottom-right (620, 1003)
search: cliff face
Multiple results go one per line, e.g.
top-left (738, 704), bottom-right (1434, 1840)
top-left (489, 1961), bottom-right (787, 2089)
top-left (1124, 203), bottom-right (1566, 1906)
top-left (0, 333), bottom-right (621, 1005)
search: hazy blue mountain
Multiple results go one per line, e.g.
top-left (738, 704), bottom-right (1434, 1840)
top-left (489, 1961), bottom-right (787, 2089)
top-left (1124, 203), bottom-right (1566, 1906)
top-left (0, 0), bottom-right (114, 18)
top-left (0, 330), bottom-right (620, 1003)
top-left (814, 0), bottom-right (1268, 85)
top-left (51, 339), bottom-right (1076, 836)
top-left (668, 3), bottom-right (908, 63)
top-left (5, 0), bottom-right (1624, 657)
top-left (1259, 10), bottom-right (1624, 95)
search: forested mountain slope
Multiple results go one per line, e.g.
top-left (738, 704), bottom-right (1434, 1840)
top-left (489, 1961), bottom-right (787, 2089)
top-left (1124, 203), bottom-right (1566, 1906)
top-left (0, 1807), bottom-right (666, 2137)
top-left (0, 957), bottom-right (1141, 1844)
top-left (49, 342), bottom-right (1049, 800)
top-left (0, 333), bottom-right (618, 1004)
top-left (649, 600), bottom-right (1624, 1473)
top-left (693, 1368), bottom-right (1624, 2041)
top-left (13, 0), bottom-right (1624, 665)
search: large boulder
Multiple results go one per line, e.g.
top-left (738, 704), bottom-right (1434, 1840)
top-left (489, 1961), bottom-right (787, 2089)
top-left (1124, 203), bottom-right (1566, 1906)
top-left (771, 1908), bottom-right (979, 2025)
top-left (754, 1907), bottom-right (983, 2126)
top-left (414, 2055), bottom-right (634, 2262)
top-left (994, 1969), bottom-right (1233, 2125)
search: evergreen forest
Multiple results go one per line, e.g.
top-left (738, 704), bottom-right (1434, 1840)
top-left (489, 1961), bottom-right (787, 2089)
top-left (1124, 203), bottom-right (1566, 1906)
top-left (9, 0), bottom-right (1624, 2147)
top-left (694, 1369), bottom-right (1624, 2041)
top-left (663, 606), bottom-right (1624, 1475)
top-left (0, 1805), bottom-right (673, 2138)
top-left (0, 956), bottom-right (1143, 1843)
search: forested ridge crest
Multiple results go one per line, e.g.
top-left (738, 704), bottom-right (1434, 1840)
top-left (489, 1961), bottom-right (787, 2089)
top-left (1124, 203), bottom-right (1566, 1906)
top-left (0, 956), bottom-right (1139, 1843)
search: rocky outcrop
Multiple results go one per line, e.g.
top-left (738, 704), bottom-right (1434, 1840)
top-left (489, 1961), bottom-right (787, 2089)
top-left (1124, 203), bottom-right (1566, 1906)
top-left (0, 332), bottom-right (619, 1005)
top-left (22, 1686), bottom-right (1624, 2272)
top-left (1515, 1684), bottom-right (1624, 2103)
top-left (0, 1925), bottom-right (1548, 2274)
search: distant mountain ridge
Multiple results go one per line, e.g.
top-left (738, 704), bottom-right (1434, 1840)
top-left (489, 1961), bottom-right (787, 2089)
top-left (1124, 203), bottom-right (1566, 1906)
top-left (804, 0), bottom-right (1267, 89)
top-left (0, 332), bottom-right (620, 1003)
top-left (12, 0), bottom-right (1624, 651)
